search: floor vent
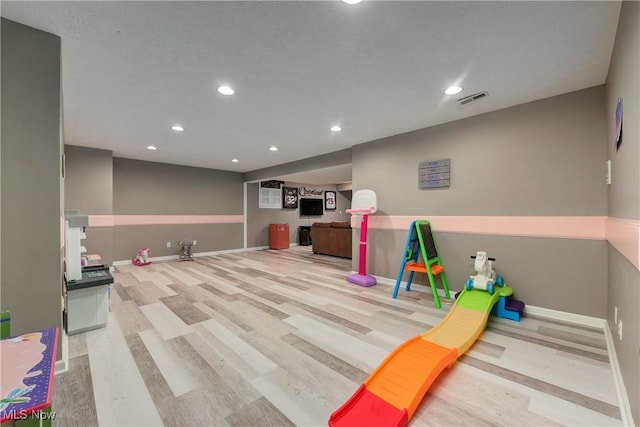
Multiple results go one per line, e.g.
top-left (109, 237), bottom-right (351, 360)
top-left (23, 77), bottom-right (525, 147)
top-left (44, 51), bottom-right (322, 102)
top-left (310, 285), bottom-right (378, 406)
top-left (457, 91), bottom-right (489, 105)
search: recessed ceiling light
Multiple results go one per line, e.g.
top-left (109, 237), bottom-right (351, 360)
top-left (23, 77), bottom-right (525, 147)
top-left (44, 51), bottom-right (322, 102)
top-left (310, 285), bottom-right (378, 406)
top-left (218, 85), bottom-right (235, 95)
top-left (445, 86), bottom-right (463, 95)
top-left (331, 125), bottom-right (342, 132)
top-left (269, 146), bottom-right (278, 152)
top-left (343, 0), bottom-right (362, 4)
top-left (232, 158), bottom-right (239, 163)
top-left (171, 125), bottom-right (184, 132)
top-left (146, 145), bottom-right (158, 150)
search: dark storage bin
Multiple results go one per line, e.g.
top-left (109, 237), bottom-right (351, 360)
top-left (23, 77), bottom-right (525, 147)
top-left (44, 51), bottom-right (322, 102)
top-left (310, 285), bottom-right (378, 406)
top-left (299, 226), bottom-right (312, 246)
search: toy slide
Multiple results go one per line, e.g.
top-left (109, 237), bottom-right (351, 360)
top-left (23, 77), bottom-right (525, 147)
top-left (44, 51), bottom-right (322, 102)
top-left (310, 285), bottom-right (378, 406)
top-left (329, 287), bottom-right (504, 427)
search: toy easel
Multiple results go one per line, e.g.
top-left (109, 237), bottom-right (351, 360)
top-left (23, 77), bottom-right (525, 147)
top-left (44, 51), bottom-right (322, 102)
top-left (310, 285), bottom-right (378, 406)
top-left (393, 220), bottom-right (450, 308)
top-left (346, 189), bottom-right (377, 287)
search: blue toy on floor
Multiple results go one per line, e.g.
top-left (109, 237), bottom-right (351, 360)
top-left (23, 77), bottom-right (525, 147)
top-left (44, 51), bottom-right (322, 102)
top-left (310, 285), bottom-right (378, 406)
top-left (492, 291), bottom-right (526, 321)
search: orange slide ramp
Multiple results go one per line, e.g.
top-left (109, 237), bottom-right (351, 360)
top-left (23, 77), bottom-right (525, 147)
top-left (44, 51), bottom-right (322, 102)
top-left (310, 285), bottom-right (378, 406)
top-left (329, 288), bottom-right (502, 427)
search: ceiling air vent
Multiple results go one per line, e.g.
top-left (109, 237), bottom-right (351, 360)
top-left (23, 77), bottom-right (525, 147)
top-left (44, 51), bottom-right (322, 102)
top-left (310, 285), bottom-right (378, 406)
top-left (456, 91), bottom-right (489, 105)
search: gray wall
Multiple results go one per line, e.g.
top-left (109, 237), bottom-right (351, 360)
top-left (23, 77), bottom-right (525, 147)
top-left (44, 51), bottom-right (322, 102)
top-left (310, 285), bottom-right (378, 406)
top-left (353, 87), bottom-right (607, 216)
top-left (604, 1), bottom-right (640, 423)
top-left (113, 223), bottom-right (242, 260)
top-left (608, 248), bottom-right (639, 424)
top-left (64, 151), bottom-right (354, 259)
top-left (1, 19), bottom-right (63, 348)
top-left (244, 148), bottom-right (351, 182)
top-left (114, 158), bottom-right (242, 215)
top-left (246, 182), bottom-right (351, 248)
top-left (112, 158), bottom-right (244, 260)
top-left (606, 1), bottom-right (640, 221)
top-left (369, 231), bottom-right (607, 315)
top-left (352, 87), bottom-right (608, 317)
top-left (64, 145), bottom-right (114, 264)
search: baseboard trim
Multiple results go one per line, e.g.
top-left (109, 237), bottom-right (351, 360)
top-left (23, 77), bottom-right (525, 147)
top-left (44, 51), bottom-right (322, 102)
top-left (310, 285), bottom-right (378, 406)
top-left (375, 273), bottom-right (459, 298)
top-left (55, 328), bottom-right (69, 375)
top-left (193, 246), bottom-right (270, 257)
top-left (373, 274), bottom-right (397, 287)
top-left (373, 273), bottom-right (460, 298)
top-left (55, 359), bottom-right (68, 374)
top-left (113, 246), bottom-right (273, 265)
top-left (375, 273), bottom-right (606, 328)
top-left (112, 258), bottom-right (136, 266)
top-left (523, 305), bottom-right (606, 329)
top-left (604, 321), bottom-right (635, 426)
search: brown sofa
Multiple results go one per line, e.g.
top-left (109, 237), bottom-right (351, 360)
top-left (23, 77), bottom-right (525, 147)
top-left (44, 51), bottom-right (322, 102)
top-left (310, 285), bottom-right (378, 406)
top-left (311, 222), bottom-right (352, 259)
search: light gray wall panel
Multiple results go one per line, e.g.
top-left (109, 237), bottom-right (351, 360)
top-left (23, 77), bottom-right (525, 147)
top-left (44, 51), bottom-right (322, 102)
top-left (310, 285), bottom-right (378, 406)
top-left (84, 227), bottom-right (114, 266)
top-left (244, 148), bottom-right (351, 183)
top-left (246, 182), bottom-right (351, 248)
top-left (113, 224), bottom-right (243, 261)
top-left (111, 158), bottom-right (244, 262)
top-left (1, 18), bottom-right (62, 340)
top-left (607, 246), bottom-right (639, 425)
top-left (605, 1), bottom-right (640, 220)
top-left (353, 87), bottom-right (607, 216)
top-left (64, 145), bottom-right (113, 215)
top-left (604, 2), bottom-right (640, 424)
top-left (113, 158), bottom-right (243, 215)
top-left (64, 145), bottom-right (114, 264)
top-left (365, 229), bottom-right (607, 317)
top-left (350, 87), bottom-right (609, 321)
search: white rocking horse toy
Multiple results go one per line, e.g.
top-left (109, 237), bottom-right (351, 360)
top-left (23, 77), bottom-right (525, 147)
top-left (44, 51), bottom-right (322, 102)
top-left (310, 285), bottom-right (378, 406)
top-left (133, 247), bottom-right (151, 266)
top-left (465, 251), bottom-right (504, 295)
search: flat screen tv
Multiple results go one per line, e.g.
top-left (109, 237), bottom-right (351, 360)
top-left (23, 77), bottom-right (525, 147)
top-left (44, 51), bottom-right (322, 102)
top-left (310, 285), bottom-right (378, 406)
top-left (300, 198), bottom-right (323, 216)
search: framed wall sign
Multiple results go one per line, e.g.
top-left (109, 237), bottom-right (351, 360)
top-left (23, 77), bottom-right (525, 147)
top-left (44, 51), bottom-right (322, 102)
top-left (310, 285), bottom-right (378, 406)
top-left (260, 180), bottom-right (284, 189)
top-left (282, 186), bottom-right (298, 209)
top-left (419, 158), bottom-right (450, 189)
top-left (324, 191), bottom-right (336, 211)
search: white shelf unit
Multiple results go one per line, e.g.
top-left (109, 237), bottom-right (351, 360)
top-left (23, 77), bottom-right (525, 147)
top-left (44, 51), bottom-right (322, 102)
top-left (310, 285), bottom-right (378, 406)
top-left (65, 221), bottom-right (87, 282)
top-left (68, 285), bottom-right (109, 334)
top-left (64, 210), bottom-right (111, 335)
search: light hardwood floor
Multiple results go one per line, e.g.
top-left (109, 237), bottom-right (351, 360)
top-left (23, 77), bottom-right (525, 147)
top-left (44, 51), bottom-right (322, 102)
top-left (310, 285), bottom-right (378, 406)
top-left (53, 246), bottom-right (624, 426)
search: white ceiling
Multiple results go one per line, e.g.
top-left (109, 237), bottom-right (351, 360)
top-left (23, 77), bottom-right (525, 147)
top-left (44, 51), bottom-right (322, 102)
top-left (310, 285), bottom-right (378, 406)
top-left (1, 1), bottom-right (621, 184)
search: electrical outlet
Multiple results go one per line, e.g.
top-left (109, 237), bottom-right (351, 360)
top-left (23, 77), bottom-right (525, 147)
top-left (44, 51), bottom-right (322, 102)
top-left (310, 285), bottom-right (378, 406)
top-left (166, 242), bottom-right (171, 248)
top-left (193, 240), bottom-right (197, 246)
top-left (618, 320), bottom-right (623, 340)
top-left (614, 306), bottom-right (618, 323)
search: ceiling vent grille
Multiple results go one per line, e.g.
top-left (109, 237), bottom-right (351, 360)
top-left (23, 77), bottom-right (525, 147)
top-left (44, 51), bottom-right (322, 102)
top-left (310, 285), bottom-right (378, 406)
top-left (456, 91), bottom-right (489, 105)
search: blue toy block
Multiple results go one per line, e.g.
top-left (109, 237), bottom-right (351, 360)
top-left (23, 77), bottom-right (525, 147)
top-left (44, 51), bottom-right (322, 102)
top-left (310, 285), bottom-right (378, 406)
top-left (492, 296), bottom-right (524, 322)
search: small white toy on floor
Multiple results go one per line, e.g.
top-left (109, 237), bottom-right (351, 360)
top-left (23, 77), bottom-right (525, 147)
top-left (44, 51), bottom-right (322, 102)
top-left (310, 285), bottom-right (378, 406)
top-left (179, 239), bottom-right (194, 261)
top-left (133, 248), bottom-right (151, 266)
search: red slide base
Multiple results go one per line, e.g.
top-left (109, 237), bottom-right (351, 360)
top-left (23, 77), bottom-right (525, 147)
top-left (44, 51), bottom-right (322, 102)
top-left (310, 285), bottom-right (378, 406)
top-left (329, 385), bottom-right (408, 427)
